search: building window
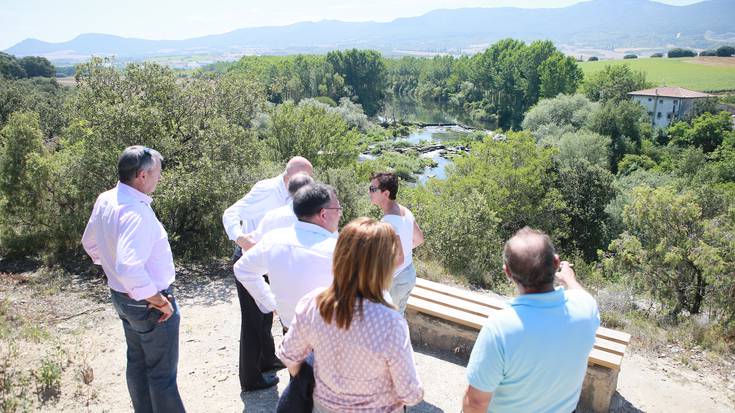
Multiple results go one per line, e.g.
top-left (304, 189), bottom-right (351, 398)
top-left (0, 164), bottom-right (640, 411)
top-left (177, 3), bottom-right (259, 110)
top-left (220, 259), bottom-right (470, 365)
top-left (659, 99), bottom-right (664, 104)
top-left (667, 113), bottom-right (672, 119)
top-left (648, 111), bottom-right (653, 116)
top-left (657, 112), bottom-right (662, 118)
top-left (648, 97), bottom-right (652, 102)
top-left (673, 100), bottom-right (678, 105)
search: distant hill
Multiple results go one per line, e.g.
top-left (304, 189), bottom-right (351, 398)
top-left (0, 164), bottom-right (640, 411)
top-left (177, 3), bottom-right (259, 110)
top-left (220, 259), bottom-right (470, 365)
top-left (5, 0), bottom-right (735, 62)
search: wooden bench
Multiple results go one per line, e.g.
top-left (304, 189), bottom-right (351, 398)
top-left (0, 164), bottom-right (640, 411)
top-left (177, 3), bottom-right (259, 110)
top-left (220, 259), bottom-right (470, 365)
top-left (406, 277), bottom-right (630, 413)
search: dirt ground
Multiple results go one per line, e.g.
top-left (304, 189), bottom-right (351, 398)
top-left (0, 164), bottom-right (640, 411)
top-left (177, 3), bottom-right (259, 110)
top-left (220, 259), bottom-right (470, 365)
top-left (0, 264), bottom-right (733, 413)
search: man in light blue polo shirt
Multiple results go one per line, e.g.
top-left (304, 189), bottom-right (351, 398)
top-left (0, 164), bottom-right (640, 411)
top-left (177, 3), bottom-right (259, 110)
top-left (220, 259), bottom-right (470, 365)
top-left (463, 227), bottom-right (600, 413)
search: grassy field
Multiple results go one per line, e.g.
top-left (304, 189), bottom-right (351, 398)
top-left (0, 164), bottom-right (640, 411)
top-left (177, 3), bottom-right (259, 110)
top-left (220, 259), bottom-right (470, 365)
top-left (579, 57), bottom-right (735, 92)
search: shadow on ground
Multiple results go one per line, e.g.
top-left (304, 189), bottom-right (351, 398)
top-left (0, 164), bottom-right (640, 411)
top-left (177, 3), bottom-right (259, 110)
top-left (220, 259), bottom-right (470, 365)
top-left (240, 383), bottom-right (279, 412)
top-left (414, 342), bottom-right (470, 367)
top-left (610, 391), bottom-right (644, 413)
top-left (408, 400), bottom-right (445, 412)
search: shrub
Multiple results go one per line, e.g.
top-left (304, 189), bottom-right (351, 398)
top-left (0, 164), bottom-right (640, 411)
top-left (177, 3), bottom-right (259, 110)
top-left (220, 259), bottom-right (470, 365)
top-left (587, 56), bottom-right (599, 61)
top-left (699, 50), bottom-right (717, 57)
top-left (623, 54), bottom-right (638, 59)
top-left (716, 45), bottom-right (735, 57)
top-left (667, 48), bottom-right (696, 58)
top-left (650, 53), bottom-right (664, 58)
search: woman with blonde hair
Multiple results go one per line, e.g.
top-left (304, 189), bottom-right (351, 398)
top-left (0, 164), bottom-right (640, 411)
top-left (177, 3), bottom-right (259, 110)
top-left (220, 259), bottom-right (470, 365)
top-left (277, 217), bottom-right (424, 413)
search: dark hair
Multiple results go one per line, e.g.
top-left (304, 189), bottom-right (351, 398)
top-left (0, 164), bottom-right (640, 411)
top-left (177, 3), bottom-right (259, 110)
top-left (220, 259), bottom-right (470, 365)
top-left (118, 146), bottom-right (162, 184)
top-left (502, 227), bottom-right (556, 291)
top-left (371, 172), bottom-right (398, 200)
top-left (287, 173), bottom-right (314, 196)
top-left (293, 183), bottom-right (335, 220)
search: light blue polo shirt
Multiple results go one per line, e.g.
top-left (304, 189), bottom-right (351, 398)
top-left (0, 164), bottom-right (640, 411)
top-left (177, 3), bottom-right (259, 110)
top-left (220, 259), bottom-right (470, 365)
top-left (466, 288), bottom-right (600, 413)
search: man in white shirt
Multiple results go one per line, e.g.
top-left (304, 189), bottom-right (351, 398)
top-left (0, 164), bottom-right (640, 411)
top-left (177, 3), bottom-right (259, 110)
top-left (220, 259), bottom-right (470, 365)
top-left (81, 146), bottom-right (185, 413)
top-left (222, 156), bottom-right (313, 391)
top-left (243, 172), bottom-right (314, 250)
top-left (234, 183), bottom-right (340, 330)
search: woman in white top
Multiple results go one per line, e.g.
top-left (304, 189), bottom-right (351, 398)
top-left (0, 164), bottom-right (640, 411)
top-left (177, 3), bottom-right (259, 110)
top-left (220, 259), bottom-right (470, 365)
top-left (369, 172), bottom-right (424, 315)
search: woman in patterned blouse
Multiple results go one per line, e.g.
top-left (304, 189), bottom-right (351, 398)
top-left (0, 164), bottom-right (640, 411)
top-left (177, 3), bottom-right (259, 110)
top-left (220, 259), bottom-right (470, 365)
top-left (277, 217), bottom-right (424, 413)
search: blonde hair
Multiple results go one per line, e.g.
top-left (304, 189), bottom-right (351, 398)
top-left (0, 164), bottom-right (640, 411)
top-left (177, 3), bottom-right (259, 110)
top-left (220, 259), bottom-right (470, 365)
top-left (317, 217), bottom-right (400, 329)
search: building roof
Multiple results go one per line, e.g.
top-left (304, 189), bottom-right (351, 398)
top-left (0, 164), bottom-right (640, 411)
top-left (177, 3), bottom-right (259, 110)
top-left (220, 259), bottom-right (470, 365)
top-left (628, 87), bottom-right (713, 98)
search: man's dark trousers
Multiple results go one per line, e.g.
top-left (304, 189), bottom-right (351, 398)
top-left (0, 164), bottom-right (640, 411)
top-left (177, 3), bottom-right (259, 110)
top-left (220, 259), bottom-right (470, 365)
top-left (233, 246), bottom-right (279, 390)
top-left (110, 288), bottom-right (185, 413)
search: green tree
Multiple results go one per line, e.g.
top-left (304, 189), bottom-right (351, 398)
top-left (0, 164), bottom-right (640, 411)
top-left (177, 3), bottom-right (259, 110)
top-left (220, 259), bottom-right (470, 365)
top-left (0, 52), bottom-right (26, 79)
top-left (0, 112), bottom-right (49, 254)
top-left (587, 99), bottom-right (647, 173)
top-left (554, 160), bottom-right (615, 260)
top-left (604, 186), bottom-right (707, 316)
top-left (522, 93), bottom-right (598, 140)
top-left (556, 130), bottom-right (611, 170)
top-left (668, 111), bottom-right (733, 153)
top-left (538, 53), bottom-right (583, 98)
top-left (17, 56), bottom-right (55, 78)
top-left (582, 64), bottom-right (649, 103)
top-left (266, 100), bottom-right (359, 170)
top-left (327, 49), bottom-right (386, 116)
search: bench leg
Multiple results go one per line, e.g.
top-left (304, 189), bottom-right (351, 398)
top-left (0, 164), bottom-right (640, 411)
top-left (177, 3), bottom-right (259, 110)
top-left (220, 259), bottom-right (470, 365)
top-left (577, 364), bottom-right (619, 413)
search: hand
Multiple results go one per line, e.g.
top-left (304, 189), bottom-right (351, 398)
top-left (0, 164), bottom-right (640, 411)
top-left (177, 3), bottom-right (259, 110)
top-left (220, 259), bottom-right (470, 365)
top-left (147, 294), bottom-right (174, 323)
top-left (555, 261), bottom-right (578, 290)
top-left (236, 234), bottom-right (256, 251)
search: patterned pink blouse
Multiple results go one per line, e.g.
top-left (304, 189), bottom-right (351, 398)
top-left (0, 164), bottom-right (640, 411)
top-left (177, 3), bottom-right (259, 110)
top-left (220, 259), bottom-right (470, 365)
top-left (277, 288), bottom-right (424, 413)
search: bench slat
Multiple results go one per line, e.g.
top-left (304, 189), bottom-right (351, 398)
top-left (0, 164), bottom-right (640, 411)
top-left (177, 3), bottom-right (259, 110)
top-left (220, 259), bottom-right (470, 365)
top-left (407, 296), bottom-right (486, 329)
top-left (588, 348), bottom-right (623, 371)
top-left (412, 285), bottom-right (494, 318)
top-left (415, 278), bottom-right (506, 310)
top-left (594, 337), bottom-right (627, 356)
top-left (596, 326), bottom-right (632, 345)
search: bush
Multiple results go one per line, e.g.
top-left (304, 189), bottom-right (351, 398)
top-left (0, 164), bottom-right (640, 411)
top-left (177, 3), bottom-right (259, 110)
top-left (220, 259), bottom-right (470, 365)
top-left (699, 50), bottom-right (717, 57)
top-left (587, 56), bottom-right (599, 61)
top-left (668, 48), bottom-right (696, 58)
top-left (623, 54), bottom-right (638, 59)
top-left (716, 45), bottom-right (735, 57)
top-left (0, 59), bottom-right (271, 261)
top-left (650, 53), bottom-right (664, 58)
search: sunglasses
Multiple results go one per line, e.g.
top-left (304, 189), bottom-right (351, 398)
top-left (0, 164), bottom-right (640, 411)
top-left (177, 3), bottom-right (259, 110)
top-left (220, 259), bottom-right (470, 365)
top-left (368, 186), bottom-right (381, 193)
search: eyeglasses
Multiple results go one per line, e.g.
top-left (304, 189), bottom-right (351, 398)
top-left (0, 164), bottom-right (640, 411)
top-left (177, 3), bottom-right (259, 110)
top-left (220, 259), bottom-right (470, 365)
top-left (368, 186), bottom-right (380, 193)
top-left (323, 206), bottom-right (343, 211)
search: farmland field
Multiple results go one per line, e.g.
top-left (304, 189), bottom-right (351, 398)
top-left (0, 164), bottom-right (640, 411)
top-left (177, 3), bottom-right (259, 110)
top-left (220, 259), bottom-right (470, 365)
top-left (579, 57), bottom-right (735, 92)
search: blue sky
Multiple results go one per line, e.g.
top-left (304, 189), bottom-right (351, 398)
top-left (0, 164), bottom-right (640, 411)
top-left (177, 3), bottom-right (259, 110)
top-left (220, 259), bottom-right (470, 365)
top-left (0, 0), bottom-right (703, 50)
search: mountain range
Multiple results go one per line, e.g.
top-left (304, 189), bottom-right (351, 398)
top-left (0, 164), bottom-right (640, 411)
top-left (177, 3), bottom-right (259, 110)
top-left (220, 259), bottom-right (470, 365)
top-left (5, 0), bottom-right (735, 62)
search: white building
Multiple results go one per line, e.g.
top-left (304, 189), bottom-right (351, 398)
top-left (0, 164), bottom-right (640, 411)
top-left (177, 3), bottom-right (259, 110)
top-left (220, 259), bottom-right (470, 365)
top-left (628, 87), bottom-right (713, 129)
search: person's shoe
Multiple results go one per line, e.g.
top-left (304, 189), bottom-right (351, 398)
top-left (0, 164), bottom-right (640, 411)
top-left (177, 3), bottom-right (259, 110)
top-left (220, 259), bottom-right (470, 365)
top-left (242, 375), bottom-right (279, 392)
top-left (262, 359), bottom-right (286, 371)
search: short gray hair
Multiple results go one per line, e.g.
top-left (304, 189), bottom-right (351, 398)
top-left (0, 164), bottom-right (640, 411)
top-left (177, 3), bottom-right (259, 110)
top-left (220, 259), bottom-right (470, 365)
top-left (293, 183), bottom-right (336, 220)
top-left (118, 145), bottom-right (163, 184)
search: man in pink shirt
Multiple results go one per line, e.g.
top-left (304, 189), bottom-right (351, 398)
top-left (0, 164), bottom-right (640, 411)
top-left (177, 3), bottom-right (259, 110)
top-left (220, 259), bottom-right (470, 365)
top-left (82, 146), bottom-right (185, 413)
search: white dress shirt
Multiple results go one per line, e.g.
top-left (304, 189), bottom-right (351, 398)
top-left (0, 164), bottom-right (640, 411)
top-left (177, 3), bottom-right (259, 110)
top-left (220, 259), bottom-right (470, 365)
top-left (249, 201), bottom-right (298, 242)
top-left (222, 174), bottom-right (289, 241)
top-left (233, 221), bottom-right (337, 328)
top-left (81, 182), bottom-right (175, 300)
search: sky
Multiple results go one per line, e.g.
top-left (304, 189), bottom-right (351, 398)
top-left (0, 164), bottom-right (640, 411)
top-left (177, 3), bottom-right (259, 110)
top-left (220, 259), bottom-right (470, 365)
top-left (0, 0), bottom-right (704, 50)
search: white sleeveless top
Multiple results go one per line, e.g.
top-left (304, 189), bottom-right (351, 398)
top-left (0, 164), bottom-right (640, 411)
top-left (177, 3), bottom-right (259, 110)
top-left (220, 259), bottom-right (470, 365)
top-left (382, 207), bottom-right (415, 276)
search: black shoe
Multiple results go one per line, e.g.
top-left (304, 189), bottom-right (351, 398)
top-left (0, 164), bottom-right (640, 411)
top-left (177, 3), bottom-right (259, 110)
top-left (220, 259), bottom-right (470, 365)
top-left (262, 359), bottom-right (286, 371)
top-left (242, 375), bottom-right (279, 392)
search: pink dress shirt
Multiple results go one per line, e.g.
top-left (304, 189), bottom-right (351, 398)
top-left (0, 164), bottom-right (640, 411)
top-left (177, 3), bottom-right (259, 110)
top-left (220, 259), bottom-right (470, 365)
top-left (81, 182), bottom-right (175, 300)
top-left (277, 289), bottom-right (424, 413)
